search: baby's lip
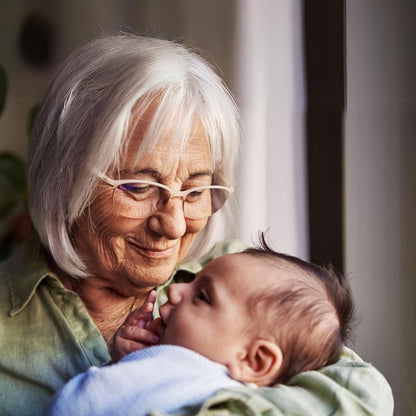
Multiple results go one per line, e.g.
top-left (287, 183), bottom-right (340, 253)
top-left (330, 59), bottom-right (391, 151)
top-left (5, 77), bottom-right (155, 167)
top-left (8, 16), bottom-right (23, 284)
top-left (146, 317), bottom-right (166, 340)
top-left (153, 317), bottom-right (167, 336)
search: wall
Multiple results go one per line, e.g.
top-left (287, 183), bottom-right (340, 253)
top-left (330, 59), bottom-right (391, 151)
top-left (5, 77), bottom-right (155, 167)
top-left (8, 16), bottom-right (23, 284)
top-left (234, 0), bottom-right (308, 257)
top-left (345, 1), bottom-right (416, 414)
top-left (0, 0), bottom-right (236, 159)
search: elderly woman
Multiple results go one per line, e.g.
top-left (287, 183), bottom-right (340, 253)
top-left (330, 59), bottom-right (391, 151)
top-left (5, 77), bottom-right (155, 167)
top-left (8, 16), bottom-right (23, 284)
top-left (0, 34), bottom-right (392, 416)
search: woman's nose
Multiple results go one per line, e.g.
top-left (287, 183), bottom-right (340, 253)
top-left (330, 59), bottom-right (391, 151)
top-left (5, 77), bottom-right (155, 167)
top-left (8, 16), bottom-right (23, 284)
top-left (147, 198), bottom-right (187, 239)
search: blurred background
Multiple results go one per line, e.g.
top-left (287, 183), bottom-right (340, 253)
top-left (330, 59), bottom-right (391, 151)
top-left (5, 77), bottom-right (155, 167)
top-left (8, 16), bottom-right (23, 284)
top-left (0, 0), bottom-right (415, 414)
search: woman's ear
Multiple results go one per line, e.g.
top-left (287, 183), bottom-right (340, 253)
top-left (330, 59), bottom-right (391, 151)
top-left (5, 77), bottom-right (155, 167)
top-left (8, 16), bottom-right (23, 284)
top-left (228, 339), bottom-right (283, 386)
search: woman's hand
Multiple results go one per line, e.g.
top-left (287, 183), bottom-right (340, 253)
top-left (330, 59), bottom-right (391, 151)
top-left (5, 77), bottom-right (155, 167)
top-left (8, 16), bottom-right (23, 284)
top-left (112, 290), bottom-right (165, 362)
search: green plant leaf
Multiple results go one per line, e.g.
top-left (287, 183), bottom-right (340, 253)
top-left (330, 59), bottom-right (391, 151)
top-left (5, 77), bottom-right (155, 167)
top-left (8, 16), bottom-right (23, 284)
top-left (0, 232), bottom-right (15, 261)
top-left (0, 152), bottom-right (25, 189)
top-left (0, 176), bottom-right (20, 218)
top-left (0, 64), bottom-right (7, 117)
top-left (0, 152), bottom-right (26, 219)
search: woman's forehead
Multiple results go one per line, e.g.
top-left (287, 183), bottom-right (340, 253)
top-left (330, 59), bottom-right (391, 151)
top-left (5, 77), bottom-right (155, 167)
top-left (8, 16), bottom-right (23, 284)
top-left (120, 118), bottom-right (211, 178)
top-left (126, 97), bottom-right (208, 150)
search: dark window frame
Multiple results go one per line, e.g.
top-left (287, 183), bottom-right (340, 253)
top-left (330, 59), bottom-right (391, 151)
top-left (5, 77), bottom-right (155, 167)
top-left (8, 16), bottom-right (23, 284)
top-left (303, 0), bottom-right (345, 271)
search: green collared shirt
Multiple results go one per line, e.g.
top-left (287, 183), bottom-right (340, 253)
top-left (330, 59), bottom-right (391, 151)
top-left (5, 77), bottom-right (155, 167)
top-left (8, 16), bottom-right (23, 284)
top-left (0, 238), bottom-right (394, 416)
top-left (0, 238), bottom-right (109, 415)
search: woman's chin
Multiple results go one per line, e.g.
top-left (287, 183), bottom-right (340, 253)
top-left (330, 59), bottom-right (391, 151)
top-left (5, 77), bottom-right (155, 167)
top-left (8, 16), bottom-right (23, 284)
top-left (120, 260), bottom-right (177, 289)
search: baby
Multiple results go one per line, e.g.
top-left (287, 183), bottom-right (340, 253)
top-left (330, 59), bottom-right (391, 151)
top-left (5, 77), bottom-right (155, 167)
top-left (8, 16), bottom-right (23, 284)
top-left (46, 237), bottom-right (355, 416)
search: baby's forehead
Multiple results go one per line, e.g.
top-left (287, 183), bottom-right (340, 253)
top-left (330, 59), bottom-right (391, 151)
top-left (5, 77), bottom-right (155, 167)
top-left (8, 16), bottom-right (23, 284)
top-left (232, 251), bottom-right (298, 277)
top-left (230, 252), bottom-right (321, 293)
top-left (215, 252), bottom-right (292, 291)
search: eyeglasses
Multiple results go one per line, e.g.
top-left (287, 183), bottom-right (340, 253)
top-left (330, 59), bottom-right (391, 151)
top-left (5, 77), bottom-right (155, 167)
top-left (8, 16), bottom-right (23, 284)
top-left (100, 175), bottom-right (234, 220)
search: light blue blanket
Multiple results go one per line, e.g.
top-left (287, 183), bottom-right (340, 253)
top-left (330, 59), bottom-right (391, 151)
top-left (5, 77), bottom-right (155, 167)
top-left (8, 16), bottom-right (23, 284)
top-left (45, 345), bottom-right (240, 416)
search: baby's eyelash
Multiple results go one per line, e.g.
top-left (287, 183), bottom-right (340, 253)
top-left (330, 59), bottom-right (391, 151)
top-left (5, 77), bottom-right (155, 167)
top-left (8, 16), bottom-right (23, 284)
top-left (195, 289), bottom-right (210, 304)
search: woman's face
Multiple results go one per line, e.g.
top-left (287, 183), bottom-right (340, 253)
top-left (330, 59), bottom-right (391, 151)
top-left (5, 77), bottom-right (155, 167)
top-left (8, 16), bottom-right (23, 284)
top-left (74, 109), bottom-right (211, 296)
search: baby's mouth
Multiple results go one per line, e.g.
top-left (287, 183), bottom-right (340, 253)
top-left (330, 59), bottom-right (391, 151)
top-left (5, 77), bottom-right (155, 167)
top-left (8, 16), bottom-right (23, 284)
top-left (146, 316), bottom-right (166, 341)
top-left (157, 318), bottom-right (167, 342)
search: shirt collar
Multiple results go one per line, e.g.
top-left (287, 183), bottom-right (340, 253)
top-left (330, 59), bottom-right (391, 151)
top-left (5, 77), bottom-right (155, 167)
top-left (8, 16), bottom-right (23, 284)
top-left (3, 236), bottom-right (61, 317)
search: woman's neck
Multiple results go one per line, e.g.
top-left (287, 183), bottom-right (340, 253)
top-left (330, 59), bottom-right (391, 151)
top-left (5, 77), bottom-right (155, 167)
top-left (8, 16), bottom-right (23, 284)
top-left (47, 256), bottom-right (152, 350)
top-left (65, 276), bottom-right (150, 350)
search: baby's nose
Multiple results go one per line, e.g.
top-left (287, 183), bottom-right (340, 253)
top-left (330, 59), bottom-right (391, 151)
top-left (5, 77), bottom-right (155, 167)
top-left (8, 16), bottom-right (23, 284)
top-left (166, 283), bottom-right (186, 304)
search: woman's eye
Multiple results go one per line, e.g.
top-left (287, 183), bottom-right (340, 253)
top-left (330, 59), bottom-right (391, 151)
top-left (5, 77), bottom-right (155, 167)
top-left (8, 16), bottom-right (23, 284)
top-left (186, 189), bottom-right (208, 202)
top-left (188, 190), bottom-right (203, 198)
top-left (119, 184), bottom-right (150, 194)
top-left (117, 183), bottom-right (159, 202)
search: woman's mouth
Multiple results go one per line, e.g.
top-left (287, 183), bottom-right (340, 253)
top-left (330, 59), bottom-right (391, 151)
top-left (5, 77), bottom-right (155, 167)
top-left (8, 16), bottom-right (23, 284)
top-left (128, 241), bottom-right (178, 259)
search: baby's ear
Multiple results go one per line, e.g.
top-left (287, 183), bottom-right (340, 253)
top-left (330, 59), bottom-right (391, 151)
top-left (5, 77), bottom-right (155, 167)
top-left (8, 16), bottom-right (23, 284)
top-left (228, 339), bottom-right (283, 386)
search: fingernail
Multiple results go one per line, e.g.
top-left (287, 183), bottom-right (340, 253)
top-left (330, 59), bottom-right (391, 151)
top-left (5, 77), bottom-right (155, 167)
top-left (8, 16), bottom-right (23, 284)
top-left (138, 320), bottom-right (146, 328)
top-left (152, 335), bottom-right (159, 342)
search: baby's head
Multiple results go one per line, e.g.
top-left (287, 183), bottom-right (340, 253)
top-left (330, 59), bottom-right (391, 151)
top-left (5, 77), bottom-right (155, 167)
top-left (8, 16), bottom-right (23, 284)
top-left (159, 238), bottom-right (355, 386)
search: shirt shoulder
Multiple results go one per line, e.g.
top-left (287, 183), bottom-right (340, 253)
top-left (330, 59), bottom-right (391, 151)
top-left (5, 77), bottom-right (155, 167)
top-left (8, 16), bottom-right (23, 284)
top-left (188, 347), bottom-right (394, 416)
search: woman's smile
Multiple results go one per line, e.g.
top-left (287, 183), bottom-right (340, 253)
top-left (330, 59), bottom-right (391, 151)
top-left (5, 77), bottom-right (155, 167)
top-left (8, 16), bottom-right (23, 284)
top-left (127, 240), bottom-right (179, 259)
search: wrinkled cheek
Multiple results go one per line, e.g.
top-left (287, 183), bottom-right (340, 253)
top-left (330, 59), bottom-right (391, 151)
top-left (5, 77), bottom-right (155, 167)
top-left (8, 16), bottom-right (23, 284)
top-left (73, 200), bottom-right (126, 270)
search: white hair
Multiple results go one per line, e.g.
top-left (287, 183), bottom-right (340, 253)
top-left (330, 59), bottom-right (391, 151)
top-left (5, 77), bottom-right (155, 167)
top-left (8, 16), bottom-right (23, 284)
top-left (28, 33), bottom-right (240, 278)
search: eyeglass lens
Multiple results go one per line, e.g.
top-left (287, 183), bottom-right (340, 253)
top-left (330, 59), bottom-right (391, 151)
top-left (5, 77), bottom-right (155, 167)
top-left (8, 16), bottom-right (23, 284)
top-left (111, 183), bottom-right (230, 219)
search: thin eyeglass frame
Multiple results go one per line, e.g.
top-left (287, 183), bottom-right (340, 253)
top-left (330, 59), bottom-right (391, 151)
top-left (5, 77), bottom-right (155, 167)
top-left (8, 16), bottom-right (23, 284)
top-left (100, 175), bottom-right (234, 219)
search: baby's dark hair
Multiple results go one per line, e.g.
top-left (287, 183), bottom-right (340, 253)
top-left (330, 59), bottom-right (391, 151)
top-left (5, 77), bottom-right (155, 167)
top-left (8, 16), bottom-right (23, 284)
top-left (243, 232), bottom-right (355, 384)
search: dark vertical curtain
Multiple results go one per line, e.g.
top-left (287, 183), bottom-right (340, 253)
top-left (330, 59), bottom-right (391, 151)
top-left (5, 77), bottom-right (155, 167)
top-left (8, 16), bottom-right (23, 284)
top-left (304, 0), bottom-right (345, 271)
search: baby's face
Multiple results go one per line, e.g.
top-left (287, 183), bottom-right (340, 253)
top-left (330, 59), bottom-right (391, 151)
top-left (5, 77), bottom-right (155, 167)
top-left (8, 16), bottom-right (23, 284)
top-left (158, 253), bottom-right (271, 368)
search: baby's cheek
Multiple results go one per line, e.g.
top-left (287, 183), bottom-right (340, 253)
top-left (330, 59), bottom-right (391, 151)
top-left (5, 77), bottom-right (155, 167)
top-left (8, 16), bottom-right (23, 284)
top-left (167, 320), bottom-right (192, 347)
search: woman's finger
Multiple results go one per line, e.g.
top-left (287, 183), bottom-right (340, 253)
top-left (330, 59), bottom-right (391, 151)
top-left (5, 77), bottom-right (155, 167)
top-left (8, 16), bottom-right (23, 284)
top-left (145, 290), bottom-right (158, 306)
top-left (124, 309), bottom-right (152, 327)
